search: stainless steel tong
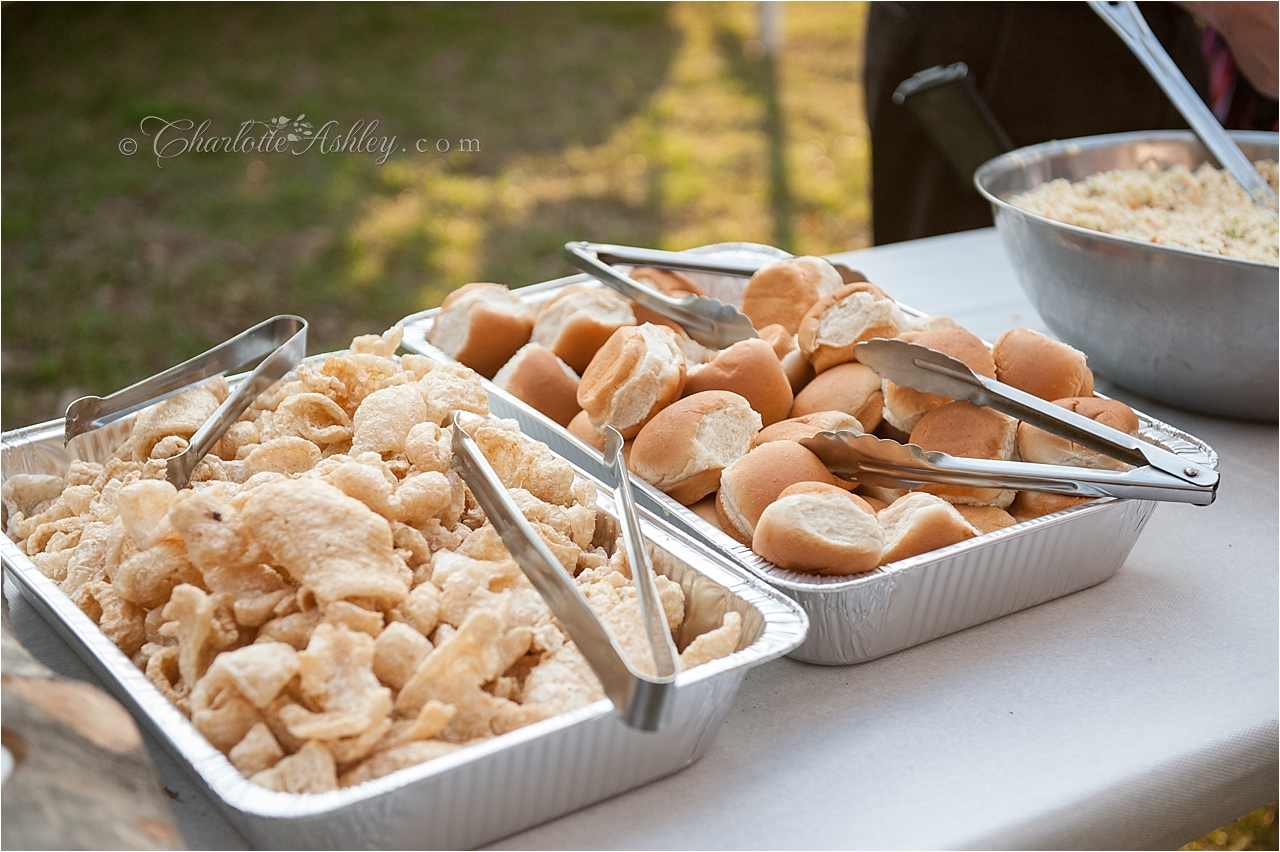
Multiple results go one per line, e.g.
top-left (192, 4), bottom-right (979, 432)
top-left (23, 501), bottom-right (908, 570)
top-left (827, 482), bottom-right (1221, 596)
top-left (63, 315), bottom-right (308, 489)
top-left (577, 240), bottom-right (869, 285)
top-left (1090, 0), bottom-right (1276, 207)
top-left (800, 338), bottom-right (1219, 505)
top-left (449, 414), bottom-right (677, 731)
top-left (564, 241), bottom-right (758, 349)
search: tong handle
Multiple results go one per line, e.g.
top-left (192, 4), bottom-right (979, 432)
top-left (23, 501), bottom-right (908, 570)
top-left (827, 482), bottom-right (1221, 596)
top-left (564, 242), bottom-right (757, 348)
top-left (584, 242), bottom-right (768, 278)
top-left (603, 426), bottom-right (678, 680)
top-left (449, 414), bottom-right (675, 731)
top-left (1089, 1), bottom-right (1275, 206)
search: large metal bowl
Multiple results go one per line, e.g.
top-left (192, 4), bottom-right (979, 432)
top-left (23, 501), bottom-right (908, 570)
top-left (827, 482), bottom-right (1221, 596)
top-left (975, 130), bottom-right (1278, 421)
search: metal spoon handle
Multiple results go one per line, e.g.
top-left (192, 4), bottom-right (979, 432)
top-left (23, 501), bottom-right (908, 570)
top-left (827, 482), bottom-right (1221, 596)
top-left (1089, 0), bottom-right (1275, 206)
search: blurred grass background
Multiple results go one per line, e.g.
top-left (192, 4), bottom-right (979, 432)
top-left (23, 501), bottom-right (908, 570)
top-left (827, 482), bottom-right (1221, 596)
top-left (0, 4), bottom-right (1274, 847)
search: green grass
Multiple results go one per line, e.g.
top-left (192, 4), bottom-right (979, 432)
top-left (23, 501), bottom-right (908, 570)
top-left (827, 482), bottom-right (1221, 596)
top-left (1, 1), bottom-right (869, 428)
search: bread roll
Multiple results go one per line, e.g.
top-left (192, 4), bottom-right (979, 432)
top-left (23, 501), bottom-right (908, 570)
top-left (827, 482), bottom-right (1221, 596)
top-left (757, 323), bottom-right (798, 361)
top-left (798, 282), bottom-right (910, 373)
top-left (780, 347), bottom-right (816, 394)
top-left (859, 494), bottom-right (889, 513)
top-left (741, 256), bottom-right (844, 334)
top-left (752, 483), bottom-right (883, 575)
top-left (908, 314), bottom-right (964, 332)
top-left (878, 492), bottom-right (979, 564)
top-left (858, 484), bottom-right (908, 505)
top-left (430, 282), bottom-right (535, 378)
top-left (684, 338), bottom-right (794, 426)
top-left (531, 285), bottom-right (636, 374)
top-left (492, 344), bottom-right (581, 427)
top-left (882, 328), bottom-right (996, 434)
top-left (909, 401), bottom-right (1018, 507)
top-left (955, 505), bottom-right (1018, 534)
top-left (1008, 490), bottom-right (1091, 522)
top-left (790, 361), bottom-right (884, 432)
top-left (751, 410), bottom-right (864, 449)
top-left (992, 327), bottom-right (1094, 401)
top-left (1016, 396), bottom-right (1140, 471)
top-left (688, 495), bottom-right (722, 529)
top-left (577, 323), bottom-right (687, 439)
top-left (715, 441), bottom-right (846, 545)
top-left (567, 409), bottom-right (606, 451)
top-left (629, 391), bottom-right (761, 504)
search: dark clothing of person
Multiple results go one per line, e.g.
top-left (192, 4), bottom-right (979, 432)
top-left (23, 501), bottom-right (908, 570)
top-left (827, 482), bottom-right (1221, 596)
top-left (864, 2), bottom-right (1211, 245)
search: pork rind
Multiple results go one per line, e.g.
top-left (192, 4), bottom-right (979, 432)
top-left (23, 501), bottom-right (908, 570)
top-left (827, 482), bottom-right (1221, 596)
top-left (5, 326), bottom-right (744, 794)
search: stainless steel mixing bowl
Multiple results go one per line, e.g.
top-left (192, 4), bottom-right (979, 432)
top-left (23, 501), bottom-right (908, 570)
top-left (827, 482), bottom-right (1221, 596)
top-left (974, 130), bottom-right (1278, 421)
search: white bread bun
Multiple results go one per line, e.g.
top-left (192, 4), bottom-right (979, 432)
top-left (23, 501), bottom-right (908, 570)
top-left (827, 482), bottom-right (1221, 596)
top-left (882, 327), bottom-right (996, 434)
top-left (741, 256), bottom-right (844, 334)
top-left (909, 401), bottom-right (1018, 507)
top-left (1016, 396), bottom-right (1140, 471)
top-left (492, 344), bottom-right (582, 427)
top-left (751, 410), bottom-right (864, 449)
top-left (955, 505), bottom-right (1018, 534)
top-left (684, 338), bottom-right (794, 426)
top-left (992, 327), bottom-right (1094, 401)
top-left (798, 282), bottom-right (909, 373)
top-left (1008, 490), bottom-right (1091, 522)
top-left (430, 282), bottom-right (535, 378)
top-left (780, 347), bottom-right (816, 394)
top-left (567, 409), bottom-right (606, 451)
top-left (531, 285), bottom-right (636, 374)
top-left (878, 492), bottom-right (979, 564)
top-left (752, 483), bottom-right (883, 575)
top-left (629, 391), bottom-right (761, 505)
top-left (790, 361), bottom-right (884, 432)
top-left (757, 323), bottom-right (798, 361)
top-left (577, 323), bottom-right (687, 439)
top-left (715, 440), bottom-right (846, 545)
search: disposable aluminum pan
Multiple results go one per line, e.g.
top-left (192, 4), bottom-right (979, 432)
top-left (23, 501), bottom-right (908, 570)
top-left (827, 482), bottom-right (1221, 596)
top-left (399, 243), bottom-right (1219, 665)
top-left (0, 363), bottom-right (807, 850)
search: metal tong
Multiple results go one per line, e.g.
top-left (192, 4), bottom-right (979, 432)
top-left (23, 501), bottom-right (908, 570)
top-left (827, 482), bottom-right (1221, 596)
top-left (578, 240), bottom-right (869, 285)
top-left (449, 414), bottom-right (678, 731)
top-left (1090, 0), bottom-right (1276, 207)
top-left (564, 241), bottom-right (758, 349)
top-left (63, 315), bottom-right (308, 489)
top-left (800, 338), bottom-right (1219, 505)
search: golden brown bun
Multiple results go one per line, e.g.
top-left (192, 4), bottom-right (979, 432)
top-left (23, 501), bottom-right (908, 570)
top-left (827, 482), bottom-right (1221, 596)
top-left (751, 410), bottom-right (864, 449)
top-left (1008, 490), bottom-right (1091, 522)
top-left (688, 495), bottom-right (723, 529)
top-left (741, 257), bottom-right (844, 334)
top-left (629, 266), bottom-right (706, 297)
top-left (909, 401), bottom-right (1018, 507)
top-left (859, 494), bottom-right (889, 513)
top-left (752, 482), bottom-right (883, 575)
top-left (790, 362), bottom-right (884, 432)
top-left (858, 484), bottom-right (908, 505)
top-left (430, 282), bottom-right (535, 378)
top-left (531, 285), bottom-right (637, 374)
top-left (629, 391), bottom-right (761, 505)
top-left (683, 338), bottom-right (794, 426)
top-left (908, 314), bottom-right (964, 332)
top-left (878, 492), bottom-right (979, 564)
top-left (798, 281), bottom-right (910, 373)
top-left (567, 409), bottom-right (606, 450)
top-left (577, 324), bottom-right (687, 439)
top-left (1016, 396), bottom-right (1140, 471)
top-left (757, 323), bottom-right (798, 361)
top-left (992, 327), bottom-right (1094, 401)
top-left (882, 327), bottom-right (996, 434)
top-left (955, 505), bottom-right (1018, 534)
top-left (492, 344), bottom-right (582, 427)
top-left (714, 441), bottom-right (846, 545)
top-left (780, 348), bottom-right (816, 394)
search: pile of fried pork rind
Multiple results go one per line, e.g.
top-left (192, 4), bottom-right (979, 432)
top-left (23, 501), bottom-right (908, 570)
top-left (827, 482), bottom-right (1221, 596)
top-left (3, 327), bottom-right (742, 793)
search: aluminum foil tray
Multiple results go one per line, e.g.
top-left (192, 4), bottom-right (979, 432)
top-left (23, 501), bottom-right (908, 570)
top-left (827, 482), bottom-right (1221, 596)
top-left (0, 355), bottom-right (808, 850)
top-left (398, 243), bottom-right (1219, 665)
